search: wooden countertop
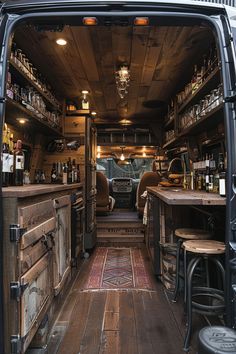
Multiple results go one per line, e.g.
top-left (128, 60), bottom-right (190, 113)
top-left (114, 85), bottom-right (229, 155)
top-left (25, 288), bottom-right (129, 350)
top-left (2, 183), bottom-right (83, 198)
top-left (147, 186), bottom-right (226, 206)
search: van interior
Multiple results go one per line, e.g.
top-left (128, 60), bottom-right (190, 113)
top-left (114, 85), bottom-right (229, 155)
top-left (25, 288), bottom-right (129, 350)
top-left (0, 6), bottom-right (231, 354)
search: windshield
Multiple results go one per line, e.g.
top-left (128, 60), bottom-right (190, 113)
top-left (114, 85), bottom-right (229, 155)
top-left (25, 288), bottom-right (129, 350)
top-left (96, 158), bottom-right (154, 179)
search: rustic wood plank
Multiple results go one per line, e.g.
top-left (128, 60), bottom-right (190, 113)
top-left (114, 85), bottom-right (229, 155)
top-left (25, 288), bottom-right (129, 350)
top-left (119, 291), bottom-right (138, 354)
top-left (20, 237), bottom-right (48, 274)
top-left (57, 292), bottom-right (92, 354)
top-left (99, 330), bottom-right (119, 354)
top-left (18, 199), bottom-right (54, 229)
top-left (21, 217), bottom-right (56, 249)
top-left (79, 292), bottom-right (107, 354)
top-left (132, 291), bottom-right (155, 354)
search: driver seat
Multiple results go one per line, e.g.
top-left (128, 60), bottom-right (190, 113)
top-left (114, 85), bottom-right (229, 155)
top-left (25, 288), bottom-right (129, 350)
top-left (136, 172), bottom-right (161, 216)
top-left (96, 171), bottom-right (115, 214)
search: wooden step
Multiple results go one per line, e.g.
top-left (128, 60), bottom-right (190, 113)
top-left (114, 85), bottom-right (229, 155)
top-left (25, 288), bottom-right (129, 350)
top-left (97, 233), bottom-right (144, 244)
top-left (97, 227), bottom-right (145, 236)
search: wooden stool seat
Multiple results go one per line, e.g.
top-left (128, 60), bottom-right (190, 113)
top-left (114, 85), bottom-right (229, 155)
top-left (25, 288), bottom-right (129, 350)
top-left (183, 240), bottom-right (225, 254)
top-left (175, 228), bottom-right (211, 240)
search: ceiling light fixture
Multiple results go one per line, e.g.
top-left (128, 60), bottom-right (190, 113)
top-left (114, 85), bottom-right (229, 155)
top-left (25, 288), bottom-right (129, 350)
top-left (115, 65), bottom-right (130, 99)
top-left (97, 152), bottom-right (101, 159)
top-left (91, 111), bottom-right (97, 117)
top-left (56, 38), bottom-right (67, 46)
top-left (83, 17), bottom-right (98, 26)
top-left (120, 147), bottom-right (125, 161)
top-left (142, 151), bottom-right (147, 157)
top-left (16, 118), bottom-right (28, 124)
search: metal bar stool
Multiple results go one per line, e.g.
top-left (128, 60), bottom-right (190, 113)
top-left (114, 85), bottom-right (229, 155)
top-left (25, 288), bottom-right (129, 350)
top-left (183, 240), bottom-right (225, 352)
top-left (173, 228), bottom-right (211, 302)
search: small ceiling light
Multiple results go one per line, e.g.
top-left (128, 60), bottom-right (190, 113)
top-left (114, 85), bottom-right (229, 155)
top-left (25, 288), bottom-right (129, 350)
top-left (134, 17), bottom-right (149, 26)
top-left (97, 152), bottom-right (101, 159)
top-left (91, 111), bottom-right (97, 116)
top-left (119, 119), bottom-right (132, 125)
top-left (83, 17), bottom-right (98, 26)
top-left (56, 38), bottom-right (67, 46)
top-left (142, 151), bottom-right (147, 157)
top-left (82, 90), bottom-right (89, 95)
top-left (120, 147), bottom-right (125, 161)
top-left (97, 146), bottom-right (101, 152)
top-left (16, 118), bottom-right (28, 124)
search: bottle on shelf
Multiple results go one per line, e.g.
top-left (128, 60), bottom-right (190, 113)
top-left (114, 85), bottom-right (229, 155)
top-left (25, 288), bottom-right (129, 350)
top-left (67, 157), bottom-right (73, 184)
top-left (62, 163), bottom-right (68, 184)
top-left (205, 154), bottom-right (210, 193)
top-left (72, 159), bottom-right (76, 183)
top-left (77, 164), bottom-right (80, 183)
top-left (51, 163), bottom-right (57, 183)
top-left (8, 130), bottom-right (14, 186)
top-left (218, 153), bottom-right (226, 197)
top-left (208, 154), bottom-right (214, 193)
top-left (13, 140), bottom-right (24, 186)
top-left (2, 124), bottom-right (9, 187)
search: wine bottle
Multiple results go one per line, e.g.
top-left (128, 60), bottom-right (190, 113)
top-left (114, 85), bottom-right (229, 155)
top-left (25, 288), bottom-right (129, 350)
top-left (205, 154), bottom-right (210, 193)
top-left (67, 158), bottom-right (72, 184)
top-left (218, 153), bottom-right (226, 197)
top-left (2, 124), bottom-right (9, 187)
top-left (62, 163), bottom-right (68, 184)
top-left (13, 140), bottom-right (24, 186)
top-left (51, 163), bottom-right (57, 183)
top-left (72, 159), bottom-right (76, 183)
top-left (8, 131), bottom-right (14, 186)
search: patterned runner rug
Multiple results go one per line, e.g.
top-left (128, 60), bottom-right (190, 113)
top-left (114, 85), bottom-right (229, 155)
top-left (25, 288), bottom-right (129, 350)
top-left (84, 247), bottom-right (154, 290)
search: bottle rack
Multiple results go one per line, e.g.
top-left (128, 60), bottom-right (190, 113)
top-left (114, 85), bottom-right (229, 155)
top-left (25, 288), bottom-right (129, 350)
top-left (163, 59), bottom-right (223, 149)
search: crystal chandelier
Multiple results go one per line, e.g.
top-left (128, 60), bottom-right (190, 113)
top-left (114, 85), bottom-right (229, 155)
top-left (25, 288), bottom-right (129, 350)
top-left (115, 65), bottom-right (130, 99)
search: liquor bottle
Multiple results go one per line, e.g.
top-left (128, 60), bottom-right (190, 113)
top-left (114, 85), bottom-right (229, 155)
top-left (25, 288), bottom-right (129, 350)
top-left (192, 65), bottom-right (198, 94)
top-left (67, 158), bottom-right (72, 184)
top-left (77, 164), bottom-right (80, 183)
top-left (208, 154), bottom-right (214, 193)
top-left (205, 154), bottom-right (210, 192)
top-left (218, 153), bottom-right (226, 197)
top-left (2, 124), bottom-right (9, 187)
top-left (8, 131), bottom-right (14, 186)
top-left (62, 163), bottom-right (68, 184)
top-left (13, 140), bottom-right (24, 186)
top-left (72, 159), bottom-right (76, 183)
top-left (51, 163), bottom-right (57, 183)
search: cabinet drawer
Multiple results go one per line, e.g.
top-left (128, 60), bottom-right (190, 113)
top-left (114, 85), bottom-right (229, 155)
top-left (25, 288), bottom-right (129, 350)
top-left (64, 116), bottom-right (85, 135)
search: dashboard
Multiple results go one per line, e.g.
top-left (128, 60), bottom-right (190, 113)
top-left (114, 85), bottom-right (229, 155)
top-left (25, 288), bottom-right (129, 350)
top-left (110, 178), bottom-right (139, 208)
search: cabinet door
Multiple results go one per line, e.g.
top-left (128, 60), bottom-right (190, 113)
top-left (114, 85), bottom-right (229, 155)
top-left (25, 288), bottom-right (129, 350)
top-left (18, 200), bottom-right (56, 274)
top-left (53, 195), bottom-right (71, 295)
top-left (20, 252), bottom-right (52, 352)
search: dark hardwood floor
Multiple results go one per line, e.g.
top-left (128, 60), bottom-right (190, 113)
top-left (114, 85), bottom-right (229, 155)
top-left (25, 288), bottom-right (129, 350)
top-left (45, 246), bottom-right (208, 354)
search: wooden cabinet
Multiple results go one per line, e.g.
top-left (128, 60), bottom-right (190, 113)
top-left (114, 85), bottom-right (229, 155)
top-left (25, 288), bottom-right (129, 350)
top-left (2, 185), bottom-right (78, 354)
top-left (53, 195), bottom-right (71, 295)
top-left (64, 115), bottom-right (86, 136)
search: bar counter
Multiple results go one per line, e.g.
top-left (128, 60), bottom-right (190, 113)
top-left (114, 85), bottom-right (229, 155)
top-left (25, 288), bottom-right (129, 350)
top-left (2, 183), bottom-right (83, 198)
top-left (147, 186), bottom-right (226, 206)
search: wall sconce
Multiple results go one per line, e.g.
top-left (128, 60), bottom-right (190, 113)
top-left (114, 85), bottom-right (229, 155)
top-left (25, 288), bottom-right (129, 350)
top-left (115, 65), bottom-right (130, 99)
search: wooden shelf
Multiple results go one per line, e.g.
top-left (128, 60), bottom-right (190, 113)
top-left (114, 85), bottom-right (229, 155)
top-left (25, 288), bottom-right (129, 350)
top-left (179, 103), bottom-right (224, 137)
top-left (163, 103), bottom-right (224, 149)
top-left (164, 116), bottom-right (174, 129)
top-left (66, 109), bottom-right (90, 116)
top-left (178, 66), bottom-right (221, 114)
top-left (6, 98), bottom-right (63, 137)
top-left (9, 59), bottom-right (62, 113)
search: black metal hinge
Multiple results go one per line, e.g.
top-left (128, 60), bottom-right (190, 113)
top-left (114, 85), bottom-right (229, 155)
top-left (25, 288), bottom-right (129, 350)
top-left (9, 224), bottom-right (26, 242)
top-left (10, 335), bottom-right (22, 354)
top-left (10, 281), bottom-right (29, 302)
top-left (0, 97), bottom-right (6, 103)
top-left (225, 93), bottom-right (236, 103)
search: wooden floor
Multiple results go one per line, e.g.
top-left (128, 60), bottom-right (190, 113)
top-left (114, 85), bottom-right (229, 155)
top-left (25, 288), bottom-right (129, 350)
top-left (44, 245), bottom-right (207, 354)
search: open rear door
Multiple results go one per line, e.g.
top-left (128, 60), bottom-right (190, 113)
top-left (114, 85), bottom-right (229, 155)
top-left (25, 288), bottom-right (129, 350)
top-left (219, 5), bottom-right (236, 328)
top-left (0, 8), bottom-right (12, 352)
